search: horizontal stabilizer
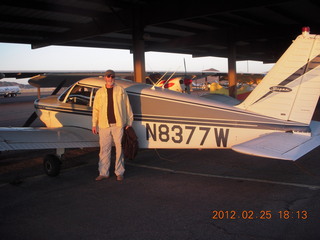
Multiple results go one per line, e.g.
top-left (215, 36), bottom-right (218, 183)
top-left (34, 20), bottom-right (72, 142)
top-left (232, 121), bottom-right (320, 161)
top-left (0, 127), bottom-right (99, 151)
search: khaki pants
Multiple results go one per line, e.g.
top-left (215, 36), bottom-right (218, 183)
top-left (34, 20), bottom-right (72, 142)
top-left (98, 125), bottom-right (124, 177)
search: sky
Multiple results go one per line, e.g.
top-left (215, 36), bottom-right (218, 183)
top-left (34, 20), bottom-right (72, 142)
top-left (0, 42), bottom-right (275, 84)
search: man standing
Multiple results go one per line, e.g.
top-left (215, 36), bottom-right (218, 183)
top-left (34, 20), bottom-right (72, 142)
top-left (92, 70), bottom-right (133, 181)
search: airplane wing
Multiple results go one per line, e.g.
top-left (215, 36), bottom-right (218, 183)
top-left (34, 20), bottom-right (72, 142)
top-left (232, 121), bottom-right (320, 161)
top-left (0, 127), bottom-right (99, 151)
top-left (0, 72), bottom-right (45, 79)
top-left (1, 71), bottom-right (129, 88)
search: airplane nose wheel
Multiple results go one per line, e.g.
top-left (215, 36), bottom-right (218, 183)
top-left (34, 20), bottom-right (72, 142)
top-left (43, 154), bottom-right (62, 177)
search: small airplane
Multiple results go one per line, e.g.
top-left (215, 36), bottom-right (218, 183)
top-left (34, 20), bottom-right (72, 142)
top-left (147, 72), bottom-right (193, 93)
top-left (0, 85), bottom-right (21, 98)
top-left (149, 70), bottom-right (263, 96)
top-left (0, 27), bottom-right (319, 177)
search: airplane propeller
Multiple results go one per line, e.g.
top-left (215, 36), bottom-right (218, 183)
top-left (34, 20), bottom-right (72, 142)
top-left (182, 57), bottom-right (187, 85)
top-left (183, 58), bottom-right (187, 77)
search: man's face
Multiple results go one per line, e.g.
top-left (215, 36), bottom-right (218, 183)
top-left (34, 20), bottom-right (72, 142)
top-left (105, 74), bottom-right (115, 88)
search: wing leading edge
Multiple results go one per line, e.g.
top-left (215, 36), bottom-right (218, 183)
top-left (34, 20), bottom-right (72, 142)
top-left (232, 121), bottom-right (320, 161)
top-left (0, 127), bottom-right (99, 151)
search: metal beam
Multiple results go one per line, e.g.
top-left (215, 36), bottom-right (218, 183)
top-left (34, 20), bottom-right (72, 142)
top-left (31, 7), bottom-right (133, 49)
top-left (143, 0), bottom-right (291, 26)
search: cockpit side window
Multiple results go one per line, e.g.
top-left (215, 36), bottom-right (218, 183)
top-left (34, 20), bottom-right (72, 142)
top-left (65, 85), bottom-right (93, 106)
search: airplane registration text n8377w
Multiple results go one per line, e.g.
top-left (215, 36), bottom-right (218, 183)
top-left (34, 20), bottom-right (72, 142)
top-left (143, 123), bottom-right (230, 148)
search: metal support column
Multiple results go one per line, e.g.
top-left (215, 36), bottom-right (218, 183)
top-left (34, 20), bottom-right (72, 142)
top-left (228, 34), bottom-right (237, 98)
top-left (132, 7), bottom-right (146, 83)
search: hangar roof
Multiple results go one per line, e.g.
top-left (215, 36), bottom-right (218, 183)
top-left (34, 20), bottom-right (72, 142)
top-left (1, 0), bottom-right (320, 63)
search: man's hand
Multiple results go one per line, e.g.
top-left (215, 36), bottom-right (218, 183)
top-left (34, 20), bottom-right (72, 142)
top-left (92, 126), bottom-right (98, 134)
top-left (125, 125), bottom-right (131, 130)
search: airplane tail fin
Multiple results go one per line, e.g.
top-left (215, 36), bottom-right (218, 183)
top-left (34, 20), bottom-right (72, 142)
top-left (237, 28), bottom-right (320, 125)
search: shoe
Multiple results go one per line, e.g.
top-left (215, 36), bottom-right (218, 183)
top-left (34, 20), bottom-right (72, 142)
top-left (116, 175), bottom-right (124, 181)
top-left (95, 175), bottom-right (109, 181)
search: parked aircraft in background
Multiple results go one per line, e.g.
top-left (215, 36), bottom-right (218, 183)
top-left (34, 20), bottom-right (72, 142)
top-left (151, 76), bottom-right (190, 93)
top-left (0, 28), bottom-right (319, 177)
top-left (0, 86), bottom-right (20, 97)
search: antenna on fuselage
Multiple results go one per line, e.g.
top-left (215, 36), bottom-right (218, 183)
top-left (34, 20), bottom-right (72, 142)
top-left (150, 71), bottom-right (168, 90)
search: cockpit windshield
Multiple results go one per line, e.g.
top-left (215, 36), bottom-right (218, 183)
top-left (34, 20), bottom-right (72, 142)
top-left (59, 84), bottom-right (100, 107)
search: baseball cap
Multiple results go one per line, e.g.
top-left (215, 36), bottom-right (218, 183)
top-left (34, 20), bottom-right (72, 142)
top-left (105, 69), bottom-right (115, 77)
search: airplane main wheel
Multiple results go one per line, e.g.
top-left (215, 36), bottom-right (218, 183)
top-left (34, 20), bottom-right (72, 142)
top-left (43, 154), bottom-right (61, 177)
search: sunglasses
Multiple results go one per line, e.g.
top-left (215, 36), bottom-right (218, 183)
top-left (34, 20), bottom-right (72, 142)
top-left (106, 74), bottom-right (115, 78)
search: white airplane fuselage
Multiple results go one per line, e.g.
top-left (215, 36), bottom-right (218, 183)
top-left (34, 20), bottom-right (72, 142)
top-left (155, 77), bottom-right (185, 92)
top-left (35, 78), bottom-right (308, 150)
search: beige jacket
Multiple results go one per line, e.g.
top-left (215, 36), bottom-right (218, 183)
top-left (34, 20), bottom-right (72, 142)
top-left (92, 84), bottom-right (133, 128)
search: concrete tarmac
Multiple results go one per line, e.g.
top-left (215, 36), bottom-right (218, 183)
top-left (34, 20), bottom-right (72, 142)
top-left (1, 93), bottom-right (320, 240)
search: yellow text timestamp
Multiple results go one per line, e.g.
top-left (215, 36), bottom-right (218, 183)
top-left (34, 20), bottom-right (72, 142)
top-left (211, 210), bottom-right (308, 220)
